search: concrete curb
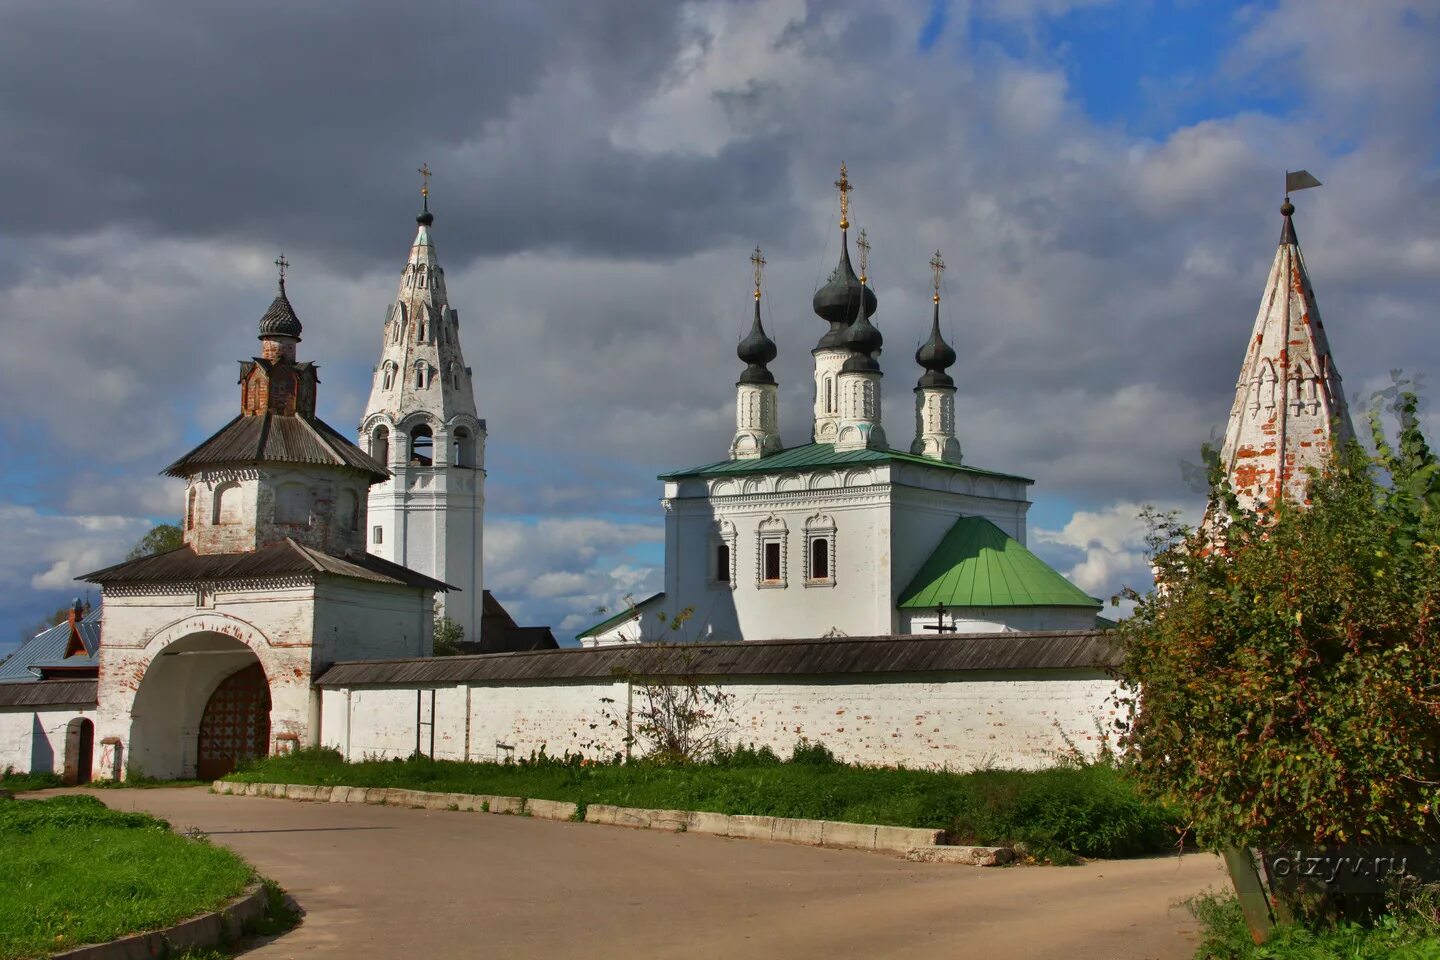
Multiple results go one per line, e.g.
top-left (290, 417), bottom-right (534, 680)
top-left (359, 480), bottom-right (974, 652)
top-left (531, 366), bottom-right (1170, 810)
top-left (50, 882), bottom-right (267, 960)
top-left (906, 845), bottom-right (1014, 866)
top-left (214, 780), bottom-right (579, 822)
top-left (216, 782), bottom-right (1001, 863)
top-left (582, 804), bottom-right (946, 854)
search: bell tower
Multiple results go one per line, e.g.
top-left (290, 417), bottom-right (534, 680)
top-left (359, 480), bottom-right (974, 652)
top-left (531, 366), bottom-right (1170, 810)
top-left (359, 168), bottom-right (486, 643)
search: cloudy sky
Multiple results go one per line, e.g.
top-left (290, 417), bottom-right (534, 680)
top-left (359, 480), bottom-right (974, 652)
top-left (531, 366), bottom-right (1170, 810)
top-left (1, 0), bottom-right (1436, 651)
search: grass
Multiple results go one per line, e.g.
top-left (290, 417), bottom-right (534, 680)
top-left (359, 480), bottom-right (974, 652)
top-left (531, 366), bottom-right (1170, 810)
top-left (0, 768), bottom-right (63, 792)
top-left (1188, 892), bottom-right (1440, 959)
top-left (226, 746), bottom-right (1182, 860)
top-left (0, 794), bottom-right (256, 959)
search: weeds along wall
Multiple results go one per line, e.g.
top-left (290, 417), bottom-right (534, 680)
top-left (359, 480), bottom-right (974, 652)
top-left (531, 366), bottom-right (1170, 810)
top-left (317, 671), bottom-right (1120, 770)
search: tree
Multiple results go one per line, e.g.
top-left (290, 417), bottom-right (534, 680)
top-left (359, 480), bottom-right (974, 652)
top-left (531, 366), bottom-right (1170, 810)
top-left (1115, 392), bottom-right (1440, 855)
top-left (126, 523), bottom-right (183, 560)
top-left (432, 608), bottom-right (465, 657)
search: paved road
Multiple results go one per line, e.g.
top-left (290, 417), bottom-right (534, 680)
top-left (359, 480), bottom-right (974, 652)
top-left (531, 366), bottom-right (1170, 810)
top-left (87, 788), bottom-right (1227, 960)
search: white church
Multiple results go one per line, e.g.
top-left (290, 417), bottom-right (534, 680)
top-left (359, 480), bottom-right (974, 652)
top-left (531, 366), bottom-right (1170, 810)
top-left (581, 167), bottom-right (1100, 645)
top-left (0, 174), bottom-right (1353, 779)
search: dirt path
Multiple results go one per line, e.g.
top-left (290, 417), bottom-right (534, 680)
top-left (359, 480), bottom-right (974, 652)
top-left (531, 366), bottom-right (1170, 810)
top-left (86, 787), bottom-right (1227, 960)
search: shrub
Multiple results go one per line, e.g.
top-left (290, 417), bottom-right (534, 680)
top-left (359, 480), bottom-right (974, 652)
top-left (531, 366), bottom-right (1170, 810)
top-left (789, 740), bottom-right (839, 766)
top-left (1116, 395), bottom-right (1440, 852)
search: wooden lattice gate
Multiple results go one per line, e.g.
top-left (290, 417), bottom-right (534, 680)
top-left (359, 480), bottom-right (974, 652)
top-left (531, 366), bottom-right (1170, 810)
top-left (197, 662), bottom-right (271, 780)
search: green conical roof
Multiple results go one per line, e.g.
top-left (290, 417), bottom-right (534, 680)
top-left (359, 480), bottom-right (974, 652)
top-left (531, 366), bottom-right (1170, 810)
top-left (897, 517), bottom-right (1100, 610)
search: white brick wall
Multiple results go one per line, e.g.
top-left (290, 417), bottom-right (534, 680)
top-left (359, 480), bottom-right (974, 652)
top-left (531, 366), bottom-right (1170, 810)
top-left (322, 671), bottom-right (1119, 771)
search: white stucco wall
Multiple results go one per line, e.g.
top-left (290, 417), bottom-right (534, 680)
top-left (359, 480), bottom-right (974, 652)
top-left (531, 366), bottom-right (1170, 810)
top-left (0, 704), bottom-right (94, 775)
top-left (662, 460), bottom-right (1037, 641)
top-left (321, 671), bottom-right (1119, 771)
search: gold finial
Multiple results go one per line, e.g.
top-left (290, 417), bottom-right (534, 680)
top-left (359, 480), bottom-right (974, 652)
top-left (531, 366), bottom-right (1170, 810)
top-left (930, 249), bottom-right (945, 304)
top-left (274, 252), bottom-right (290, 286)
top-left (750, 245), bottom-right (766, 301)
top-left (418, 162), bottom-right (432, 199)
top-left (834, 162), bottom-right (852, 231)
top-left (856, 229), bottom-right (870, 284)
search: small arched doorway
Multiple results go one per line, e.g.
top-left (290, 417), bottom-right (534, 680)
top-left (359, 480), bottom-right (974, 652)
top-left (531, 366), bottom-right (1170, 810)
top-left (63, 718), bottom-right (94, 785)
top-left (197, 662), bottom-right (272, 780)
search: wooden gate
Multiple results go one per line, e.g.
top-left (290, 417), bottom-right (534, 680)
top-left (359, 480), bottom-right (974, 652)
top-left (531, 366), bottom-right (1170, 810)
top-left (63, 718), bottom-right (93, 785)
top-left (197, 662), bottom-right (271, 780)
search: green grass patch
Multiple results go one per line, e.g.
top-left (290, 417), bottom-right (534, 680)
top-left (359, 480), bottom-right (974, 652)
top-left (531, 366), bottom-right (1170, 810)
top-left (0, 794), bottom-right (255, 959)
top-left (227, 747), bottom-right (1181, 860)
top-left (0, 768), bottom-right (63, 792)
top-left (1188, 892), bottom-right (1440, 959)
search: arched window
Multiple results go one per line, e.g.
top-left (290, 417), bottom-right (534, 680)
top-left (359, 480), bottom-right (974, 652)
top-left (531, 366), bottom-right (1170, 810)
top-left (453, 427), bottom-right (474, 468)
top-left (275, 482), bottom-right (311, 525)
top-left (213, 481), bottom-right (242, 525)
top-left (756, 515), bottom-right (788, 588)
top-left (824, 377), bottom-right (834, 414)
top-left (416, 315), bottom-right (429, 342)
top-left (810, 538), bottom-right (829, 580)
top-left (414, 361), bottom-right (428, 389)
top-left (381, 362), bottom-right (396, 390)
top-left (371, 425), bottom-right (390, 465)
top-left (715, 543), bottom-right (731, 584)
top-left (409, 424), bottom-right (434, 465)
top-left (804, 512), bottom-right (837, 586)
top-left (186, 487), bottom-right (197, 530)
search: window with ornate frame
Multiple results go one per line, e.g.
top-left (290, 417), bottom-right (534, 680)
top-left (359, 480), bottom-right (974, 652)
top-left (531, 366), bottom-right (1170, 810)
top-left (709, 519), bottom-right (737, 588)
top-left (756, 514), bottom-right (788, 588)
top-left (804, 512), bottom-right (837, 586)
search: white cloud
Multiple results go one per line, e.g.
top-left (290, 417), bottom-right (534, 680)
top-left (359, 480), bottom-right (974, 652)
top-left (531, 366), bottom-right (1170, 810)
top-left (1034, 500), bottom-right (1199, 615)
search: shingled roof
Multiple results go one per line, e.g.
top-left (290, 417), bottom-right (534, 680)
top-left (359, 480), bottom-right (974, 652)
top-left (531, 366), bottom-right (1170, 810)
top-left (81, 540), bottom-right (451, 592)
top-left (317, 630), bottom-right (1117, 687)
top-left (163, 413), bottom-right (387, 481)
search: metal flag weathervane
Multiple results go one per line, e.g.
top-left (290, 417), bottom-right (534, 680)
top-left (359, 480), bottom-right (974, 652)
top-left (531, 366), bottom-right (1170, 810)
top-left (1285, 169), bottom-right (1322, 197)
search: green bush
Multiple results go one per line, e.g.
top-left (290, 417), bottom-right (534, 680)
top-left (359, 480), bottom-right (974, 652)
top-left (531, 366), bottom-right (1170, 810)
top-left (1117, 395), bottom-right (1440, 851)
top-left (1188, 892), bottom-right (1440, 959)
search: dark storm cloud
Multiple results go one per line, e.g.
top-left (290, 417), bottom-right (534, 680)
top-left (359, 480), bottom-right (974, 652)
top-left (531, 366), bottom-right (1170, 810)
top-left (0, 0), bottom-right (794, 267)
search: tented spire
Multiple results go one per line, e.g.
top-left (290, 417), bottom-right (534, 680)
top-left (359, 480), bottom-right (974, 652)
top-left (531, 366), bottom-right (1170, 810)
top-left (1213, 193), bottom-right (1353, 516)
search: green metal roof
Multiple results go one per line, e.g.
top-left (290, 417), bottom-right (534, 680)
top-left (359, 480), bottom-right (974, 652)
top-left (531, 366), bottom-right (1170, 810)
top-left (576, 592), bottom-right (665, 640)
top-left (897, 517), bottom-right (1101, 610)
top-left (659, 443), bottom-right (1032, 484)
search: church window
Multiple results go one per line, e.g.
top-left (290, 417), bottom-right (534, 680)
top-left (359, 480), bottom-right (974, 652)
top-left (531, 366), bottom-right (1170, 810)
top-left (756, 515), bottom-right (788, 587)
top-left (382, 362), bottom-right (397, 391)
top-left (409, 424), bottom-right (434, 465)
top-left (710, 519), bottom-right (737, 588)
top-left (213, 481), bottom-right (242, 525)
top-left (810, 538), bottom-right (828, 580)
top-left (453, 427), bottom-right (474, 469)
top-left (275, 482), bottom-right (312, 526)
top-left (371, 425), bottom-right (390, 465)
top-left (417, 315), bottom-right (429, 342)
top-left (414, 361), bottom-right (428, 389)
top-left (824, 378), bottom-right (834, 414)
top-left (186, 488), bottom-right (197, 531)
top-left (373, 526), bottom-right (384, 545)
top-left (803, 513), bottom-right (837, 587)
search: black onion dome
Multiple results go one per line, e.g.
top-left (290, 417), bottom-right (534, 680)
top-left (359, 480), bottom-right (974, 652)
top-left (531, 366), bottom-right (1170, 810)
top-left (916, 300), bottom-right (956, 388)
top-left (840, 307), bottom-right (882, 374)
top-left (417, 200), bottom-right (434, 227)
top-left (737, 300), bottom-right (777, 385)
top-left (812, 235), bottom-right (879, 349)
top-left (258, 283), bottom-right (303, 340)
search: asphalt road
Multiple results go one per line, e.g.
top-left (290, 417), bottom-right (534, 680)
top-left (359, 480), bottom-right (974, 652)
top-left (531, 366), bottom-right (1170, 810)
top-left (86, 788), bottom-right (1228, 960)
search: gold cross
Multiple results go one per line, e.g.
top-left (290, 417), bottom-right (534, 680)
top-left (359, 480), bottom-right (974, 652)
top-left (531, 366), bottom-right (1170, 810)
top-left (856, 229), bottom-right (870, 284)
top-left (834, 162), bottom-right (852, 230)
top-left (274, 252), bottom-right (289, 284)
top-left (418, 162), bottom-right (432, 198)
top-left (930, 250), bottom-right (945, 303)
top-left (750, 245), bottom-right (766, 301)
